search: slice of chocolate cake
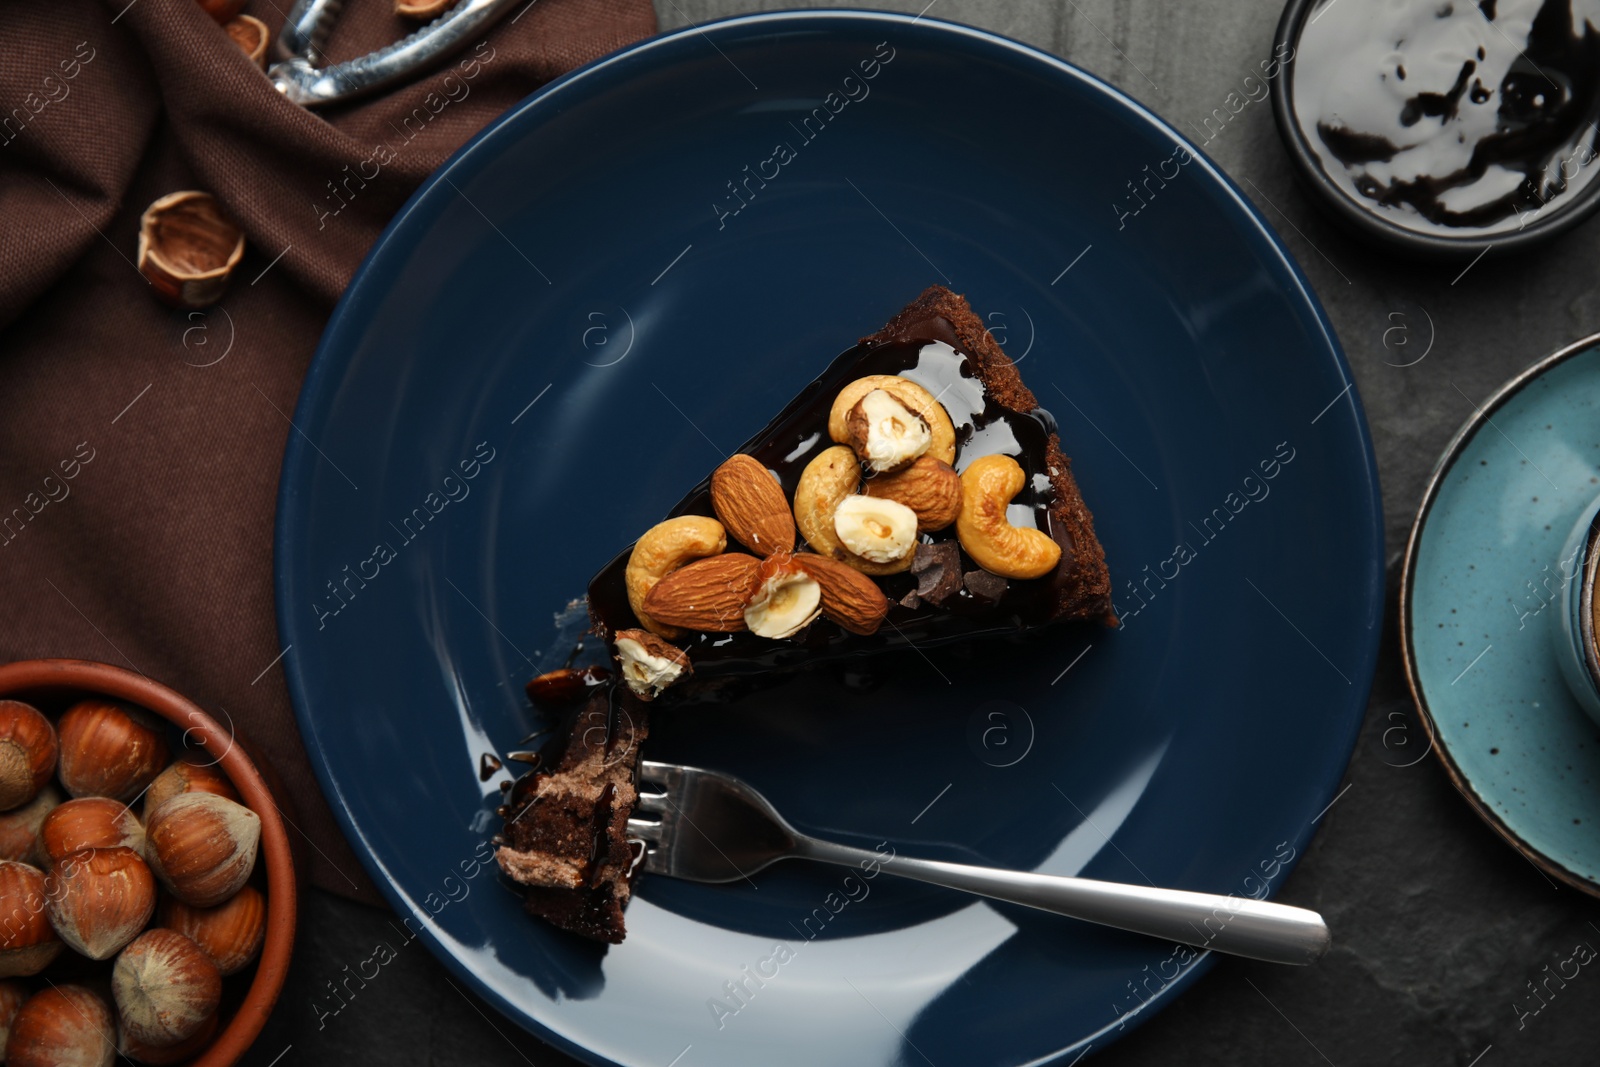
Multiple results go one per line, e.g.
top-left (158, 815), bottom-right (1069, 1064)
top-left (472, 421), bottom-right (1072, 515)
top-left (494, 687), bottom-right (649, 943)
top-left (587, 284), bottom-right (1114, 695)
top-left (498, 286), bottom-right (1113, 944)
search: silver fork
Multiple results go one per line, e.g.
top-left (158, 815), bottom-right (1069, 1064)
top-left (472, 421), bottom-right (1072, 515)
top-left (629, 761), bottom-right (1330, 966)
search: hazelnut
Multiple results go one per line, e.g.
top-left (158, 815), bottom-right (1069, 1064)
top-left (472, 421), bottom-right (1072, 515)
top-left (743, 554), bottom-right (823, 638)
top-left (612, 630), bottom-right (691, 702)
top-left (145, 793), bottom-right (259, 907)
top-left (0, 860), bottom-right (63, 977)
top-left (828, 375), bottom-right (957, 465)
top-left (159, 884), bottom-right (265, 976)
top-left (0, 701), bottom-right (58, 812)
top-left (118, 1009), bottom-right (218, 1065)
top-left (143, 756), bottom-right (238, 822)
top-left (8, 985), bottom-right (115, 1067)
top-left (136, 192), bottom-right (245, 311)
top-left (39, 799), bottom-right (145, 866)
top-left (0, 785), bottom-right (61, 863)
top-left (57, 700), bottom-right (170, 803)
top-left (112, 929), bottom-right (221, 1049)
top-left (45, 847), bottom-right (157, 960)
top-left (224, 14), bottom-right (268, 68)
top-left (0, 982), bottom-right (25, 1063)
top-left (833, 495), bottom-right (919, 564)
top-left (846, 389), bottom-right (933, 473)
top-left (0, 978), bottom-right (26, 1053)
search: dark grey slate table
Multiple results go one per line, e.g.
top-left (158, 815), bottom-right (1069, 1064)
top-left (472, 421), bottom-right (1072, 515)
top-left (240, 1), bottom-right (1600, 1063)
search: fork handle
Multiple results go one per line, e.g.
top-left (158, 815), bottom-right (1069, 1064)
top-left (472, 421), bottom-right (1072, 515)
top-left (792, 836), bottom-right (1329, 966)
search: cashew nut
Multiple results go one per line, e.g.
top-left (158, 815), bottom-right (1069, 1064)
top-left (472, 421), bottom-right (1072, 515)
top-left (828, 376), bottom-right (956, 466)
top-left (792, 446), bottom-right (911, 576)
top-left (955, 454), bottom-right (1062, 580)
top-left (625, 515), bottom-right (727, 637)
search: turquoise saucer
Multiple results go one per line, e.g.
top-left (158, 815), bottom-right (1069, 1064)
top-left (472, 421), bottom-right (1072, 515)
top-left (1403, 333), bottom-right (1600, 895)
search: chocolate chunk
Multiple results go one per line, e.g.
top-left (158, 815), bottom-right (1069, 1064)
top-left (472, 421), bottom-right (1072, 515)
top-left (911, 542), bottom-right (962, 606)
top-left (962, 568), bottom-right (1008, 604)
top-left (899, 591), bottom-right (922, 609)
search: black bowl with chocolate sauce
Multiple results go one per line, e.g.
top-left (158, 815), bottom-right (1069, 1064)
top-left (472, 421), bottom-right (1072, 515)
top-left (1271, 0), bottom-right (1600, 257)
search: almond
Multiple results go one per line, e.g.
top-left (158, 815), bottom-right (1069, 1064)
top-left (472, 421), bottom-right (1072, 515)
top-left (642, 553), bottom-right (762, 632)
top-left (865, 456), bottom-right (962, 531)
top-left (795, 554), bottom-right (890, 635)
top-left (710, 455), bottom-right (795, 557)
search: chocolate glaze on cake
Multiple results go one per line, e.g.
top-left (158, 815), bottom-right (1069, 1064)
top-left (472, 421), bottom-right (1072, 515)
top-left (499, 287), bottom-right (1114, 944)
top-left (586, 286), bottom-right (1114, 676)
top-left (495, 687), bottom-right (649, 943)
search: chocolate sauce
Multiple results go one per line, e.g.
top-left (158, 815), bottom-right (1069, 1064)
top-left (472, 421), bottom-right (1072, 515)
top-left (503, 686), bottom-right (631, 825)
top-left (587, 320), bottom-right (1078, 677)
top-left (584, 783), bottom-right (617, 888)
top-left (1292, 0), bottom-right (1600, 235)
top-left (525, 664), bottom-right (611, 706)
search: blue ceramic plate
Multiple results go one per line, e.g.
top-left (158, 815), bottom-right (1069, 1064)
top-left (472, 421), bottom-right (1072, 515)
top-left (1402, 334), bottom-right (1600, 897)
top-left (275, 12), bottom-right (1384, 1065)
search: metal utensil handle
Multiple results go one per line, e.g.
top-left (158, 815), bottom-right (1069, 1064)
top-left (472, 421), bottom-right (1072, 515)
top-left (275, 0), bottom-right (342, 61)
top-left (794, 835), bottom-right (1330, 966)
top-left (268, 0), bottom-right (519, 107)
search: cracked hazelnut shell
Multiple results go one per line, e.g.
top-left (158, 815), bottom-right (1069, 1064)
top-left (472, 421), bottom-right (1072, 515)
top-left (224, 14), bottom-right (268, 68)
top-left (136, 192), bottom-right (245, 310)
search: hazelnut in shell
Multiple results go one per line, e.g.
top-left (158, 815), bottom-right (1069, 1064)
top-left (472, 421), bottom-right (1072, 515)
top-left (7, 985), bottom-right (115, 1067)
top-left (0, 701), bottom-right (58, 812)
top-left (38, 798), bottom-right (145, 866)
top-left (0, 860), bottom-right (63, 977)
top-left (0, 785), bottom-right (61, 863)
top-left (118, 1009), bottom-right (218, 1065)
top-left (112, 929), bottom-right (221, 1049)
top-left (136, 192), bottom-right (245, 311)
top-left (45, 847), bottom-right (157, 960)
top-left (57, 699), bottom-right (170, 803)
top-left (0, 978), bottom-right (26, 1059)
top-left (145, 792), bottom-right (259, 907)
top-left (143, 755), bottom-right (238, 821)
top-left (159, 883), bottom-right (265, 976)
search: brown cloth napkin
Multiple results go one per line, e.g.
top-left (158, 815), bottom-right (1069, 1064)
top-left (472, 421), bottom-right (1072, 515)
top-left (0, 0), bottom-right (656, 903)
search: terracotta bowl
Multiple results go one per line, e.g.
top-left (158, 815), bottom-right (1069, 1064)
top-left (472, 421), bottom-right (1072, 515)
top-left (0, 658), bottom-right (296, 1067)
